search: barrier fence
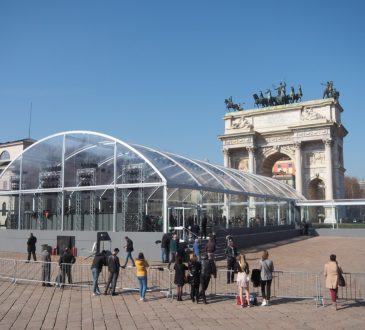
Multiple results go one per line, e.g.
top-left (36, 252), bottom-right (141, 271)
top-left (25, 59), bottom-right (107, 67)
top-left (0, 258), bottom-right (364, 306)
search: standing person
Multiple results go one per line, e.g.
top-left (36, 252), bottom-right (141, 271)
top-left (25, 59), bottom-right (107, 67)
top-left (188, 255), bottom-right (201, 303)
top-left (324, 254), bottom-right (342, 310)
top-left (104, 248), bottom-right (120, 296)
top-left (136, 252), bottom-right (149, 301)
top-left (58, 247), bottom-right (76, 287)
top-left (199, 254), bottom-right (217, 304)
top-left (168, 234), bottom-right (179, 269)
top-left (259, 250), bottom-right (274, 306)
top-left (225, 240), bottom-right (238, 284)
top-left (27, 233), bottom-right (37, 261)
top-left (174, 256), bottom-right (188, 301)
top-left (236, 254), bottom-right (250, 308)
top-left (161, 233), bottom-right (170, 263)
top-left (40, 244), bottom-right (51, 287)
top-left (205, 237), bottom-right (216, 260)
top-left (193, 239), bottom-right (201, 261)
top-left (121, 236), bottom-right (135, 268)
top-left (91, 250), bottom-right (106, 296)
top-left (201, 216), bottom-right (207, 239)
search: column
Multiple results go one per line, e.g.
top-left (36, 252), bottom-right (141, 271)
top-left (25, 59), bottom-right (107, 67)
top-left (247, 147), bottom-right (255, 174)
top-left (294, 142), bottom-right (302, 195)
top-left (324, 139), bottom-right (334, 200)
top-left (223, 148), bottom-right (230, 167)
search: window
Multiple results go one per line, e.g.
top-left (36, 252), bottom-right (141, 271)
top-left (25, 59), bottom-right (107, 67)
top-left (0, 151), bottom-right (10, 160)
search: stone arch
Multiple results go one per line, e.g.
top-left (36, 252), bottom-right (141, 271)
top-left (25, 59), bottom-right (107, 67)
top-left (307, 176), bottom-right (326, 200)
top-left (260, 151), bottom-right (292, 177)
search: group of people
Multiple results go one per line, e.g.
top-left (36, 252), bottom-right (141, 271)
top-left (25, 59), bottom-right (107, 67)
top-left (90, 236), bottom-right (149, 301)
top-left (27, 232), bottom-right (345, 309)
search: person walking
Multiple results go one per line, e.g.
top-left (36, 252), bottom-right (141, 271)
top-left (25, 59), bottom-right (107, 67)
top-left (104, 248), bottom-right (121, 296)
top-left (188, 254), bottom-right (201, 303)
top-left (121, 236), bottom-right (135, 268)
top-left (225, 240), bottom-right (238, 284)
top-left (58, 247), bottom-right (76, 287)
top-left (40, 244), bottom-right (51, 287)
top-left (259, 250), bottom-right (274, 306)
top-left (199, 253), bottom-right (217, 304)
top-left (174, 256), bottom-right (188, 301)
top-left (91, 250), bottom-right (106, 296)
top-left (201, 216), bottom-right (207, 239)
top-left (324, 254), bottom-right (343, 310)
top-left (161, 233), bottom-right (170, 263)
top-left (27, 233), bottom-right (37, 261)
top-left (236, 253), bottom-right (250, 308)
top-left (136, 252), bottom-right (149, 301)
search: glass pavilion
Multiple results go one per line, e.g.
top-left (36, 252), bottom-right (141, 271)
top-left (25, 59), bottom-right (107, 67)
top-left (0, 131), bottom-right (304, 232)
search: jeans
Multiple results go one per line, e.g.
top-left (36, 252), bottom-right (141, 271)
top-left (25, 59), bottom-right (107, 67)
top-left (261, 279), bottom-right (272, 300)
top-left (105, 271), bottom-right (119, 294)
top-left (138, 276), bottom-right (148, 299)
top-left (226, 257), bottom-right (236, 283)
top-left (92, 268), bottom-right (100, 293)
top-left (161, 248), bottom-right (170, 263)
top-left (123, 251), bottom-right (135, 267)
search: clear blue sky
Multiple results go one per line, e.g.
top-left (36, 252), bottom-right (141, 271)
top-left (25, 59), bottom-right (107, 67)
top-left (1, 1), bottom-right (364, 178)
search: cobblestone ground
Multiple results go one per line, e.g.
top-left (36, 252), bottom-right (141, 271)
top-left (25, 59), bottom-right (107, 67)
top-left (0, 236), bottom-right (364, 330)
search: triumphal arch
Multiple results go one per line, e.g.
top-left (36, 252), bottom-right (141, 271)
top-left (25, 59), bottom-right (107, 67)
top-left (218, 98), bottom-right (348, 222)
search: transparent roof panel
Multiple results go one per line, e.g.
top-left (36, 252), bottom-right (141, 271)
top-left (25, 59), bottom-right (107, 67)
top-left (0, 131), bottom-right (305, 201)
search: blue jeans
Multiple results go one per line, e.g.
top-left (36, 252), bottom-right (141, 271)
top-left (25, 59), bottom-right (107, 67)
top-left (124, 251), bottom-right (135, 267)
top-left (138, 276), bottom-right (148, 299)
top-left (92, 268), bottom-right (100, 293)
top-left (161, 248), bottom-right (170, 263)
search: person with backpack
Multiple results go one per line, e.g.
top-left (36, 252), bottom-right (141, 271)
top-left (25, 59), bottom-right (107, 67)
top-left (188, 254), bottom-right (201, 303)
top-left (199, 253), bottom-right (217, 304)
top-left (235, 253), bottom-right (250, 307)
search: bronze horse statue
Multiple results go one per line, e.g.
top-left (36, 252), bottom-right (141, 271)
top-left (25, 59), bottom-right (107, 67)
top-left (224, 96), bottom-right (244, 111)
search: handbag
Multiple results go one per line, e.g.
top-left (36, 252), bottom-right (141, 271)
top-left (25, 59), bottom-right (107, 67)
top-left (337, 263), bottom-right (346, 287)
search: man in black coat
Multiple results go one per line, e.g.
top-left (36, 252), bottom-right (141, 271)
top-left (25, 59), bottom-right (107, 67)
top-left (121, 236), bottom-right (135, 268)
top-left (199, 254), bottom-right (217, 304)
top-left (225, 240), bottom-right (238, 284)
top-left (27, 233), bottom-right (37, 261)
top-left (104, 248), bottom-right (120, 296)
top-left (58, 247), bottom-right (76, 286)
top-left (201, 217), bottom-right (207, 239)
top-left (161, 233), bottom-right (170, 263)
top-left (91, 250), bottom-right (106, 295)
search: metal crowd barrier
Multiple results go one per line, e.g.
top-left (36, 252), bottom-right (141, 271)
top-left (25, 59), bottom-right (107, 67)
top-left (320, 272), bottom-right (365, 303)
top-left (1, 258), bottom-right (364, 306)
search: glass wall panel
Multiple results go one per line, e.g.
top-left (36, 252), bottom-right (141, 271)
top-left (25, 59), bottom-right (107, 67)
top-left (116, 144), bottom-right (162, 185)
top-left (64, 133), bottom-right (115, 188)
top-left (22, 135), bottom-right (63, 190)
top-left (20, 192), bottom-right (62, 230)
top-left (64, 189), bottom-right (113, 231)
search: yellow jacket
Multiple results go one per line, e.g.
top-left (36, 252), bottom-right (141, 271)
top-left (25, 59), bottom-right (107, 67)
top-left (136, 259), bottom-right (149, 277)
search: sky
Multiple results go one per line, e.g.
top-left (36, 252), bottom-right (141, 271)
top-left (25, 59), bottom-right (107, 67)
top-left (1, 0), bottom-right (365, 178)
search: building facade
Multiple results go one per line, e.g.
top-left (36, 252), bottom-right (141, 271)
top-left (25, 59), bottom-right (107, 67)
top-left (218, 98), bottom-right (348, 222)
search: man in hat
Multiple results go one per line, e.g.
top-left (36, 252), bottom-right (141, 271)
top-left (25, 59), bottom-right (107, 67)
top-left (41, 244), bottom-right (52, 286)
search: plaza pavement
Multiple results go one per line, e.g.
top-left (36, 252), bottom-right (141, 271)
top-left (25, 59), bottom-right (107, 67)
top-left (0, 235), bottom-right (364, 330)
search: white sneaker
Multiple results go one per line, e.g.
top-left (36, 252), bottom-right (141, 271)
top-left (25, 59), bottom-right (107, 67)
top-left (261, 299), bottom-right (267, 306)
top-left (266, 300), bottom-right (270, 306)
